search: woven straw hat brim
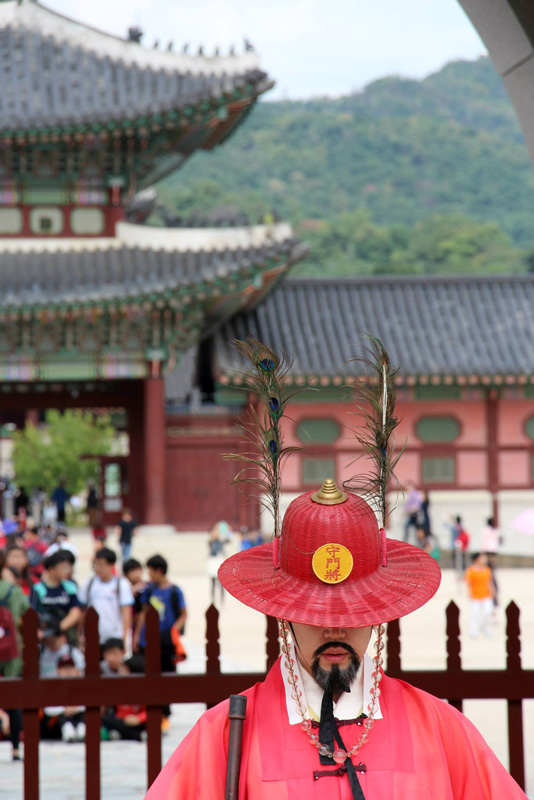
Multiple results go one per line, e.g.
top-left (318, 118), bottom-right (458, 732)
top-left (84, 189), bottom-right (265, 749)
top-left (218, 540), bottom-right (441, 627)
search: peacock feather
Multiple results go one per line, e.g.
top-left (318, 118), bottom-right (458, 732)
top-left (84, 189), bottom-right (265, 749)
top-left (344, 337), bottom-right (403, 528)
top-left (223, 337), bottom-right (302, 540)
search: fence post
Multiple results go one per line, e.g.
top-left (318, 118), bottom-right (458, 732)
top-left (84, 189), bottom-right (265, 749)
top-left (85, 607), bottom-right (101, 800)
top-left (22, 607), bottom-right (40, 800)
top-left (265, 616), bottom-right (279, 671)
top-left (145, 604), bottom-right (162, 791)
top-left (506, 602), bottom-right (525, 789)
top-left (445, 601), bottom-right (463, 712)
top-left (386, 618), bottom-right (401, 673)
top-left (206, 603), bottom-right (221, 676)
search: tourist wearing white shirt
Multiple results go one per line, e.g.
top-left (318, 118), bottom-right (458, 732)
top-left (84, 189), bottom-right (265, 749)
top-left (79, 548), bottom-right (133, 645)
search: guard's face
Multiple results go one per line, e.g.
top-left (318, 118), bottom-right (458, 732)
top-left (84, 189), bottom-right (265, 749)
top-left (289, 622), bottom-right (372, 678)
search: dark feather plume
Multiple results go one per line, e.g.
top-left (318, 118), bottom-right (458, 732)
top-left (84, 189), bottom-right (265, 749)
top-left (223, 337), bottom-right (301, 538)
top-left (344, 337), bottom-right (402, 527)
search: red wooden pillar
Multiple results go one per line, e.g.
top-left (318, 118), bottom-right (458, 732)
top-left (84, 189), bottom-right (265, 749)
top-left (486, 388), bottom-right (499, 525)
top-left (144, 361), bottom-right (167, 524)
top-left (127, 382), bottom-right (146, 524)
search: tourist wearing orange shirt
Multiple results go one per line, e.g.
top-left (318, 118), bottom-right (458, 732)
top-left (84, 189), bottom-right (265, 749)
top-left (465, 552), bottom-right (494, 638)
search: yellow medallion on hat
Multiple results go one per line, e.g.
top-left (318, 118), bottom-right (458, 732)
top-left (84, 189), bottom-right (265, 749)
top-left (312, 542), bottom-right (354, 584)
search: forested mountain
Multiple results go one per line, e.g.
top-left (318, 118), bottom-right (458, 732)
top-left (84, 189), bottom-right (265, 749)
top-left (157, 57), bottom-right (534, 276)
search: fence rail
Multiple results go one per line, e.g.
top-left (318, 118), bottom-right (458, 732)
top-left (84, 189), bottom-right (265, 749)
top-left (0, 601), bottom-right (531, 798)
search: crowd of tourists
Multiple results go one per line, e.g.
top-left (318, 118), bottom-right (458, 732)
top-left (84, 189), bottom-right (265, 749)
top-left (0, 508), bottom-right (187, 758)
top-left (0, 483), bottom-right (506, 764)
top-left (403, 484), bottom-right (501, 637)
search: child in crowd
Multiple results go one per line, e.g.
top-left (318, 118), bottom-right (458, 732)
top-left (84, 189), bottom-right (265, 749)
top-left (465, 552), bottom-right (494, 638)
top-left (238, 526), bottom-right (254, 551)
top-left (92, 521), bottom-right (107, 555)
top-left (0, 572), bottom-right (28, 760)
top-left (32, 551), bottom-right (82, 645)
top-left (134, 555), bottom-right (187, 733)
top-left (41, 654), bottom-right (85, 742)
top-left (60, 549), bottom-right (77, 585)
top-left (101, 655), bottom-right (146, 741)
top-left (114, 509), bottom-right (137, 563)
top-left (23, 527), bottom-right (48, 582)
top-left (4, 544), bottom-right (35, 597)
top-left (79, 548), bottom-right (133, 647)
top-left (100, 638), bottom-right (126, 676)
top-left (123, 558), bottom-right (146, 634)
top-left (44, 528), bottom-right (78, 561)
top-left (42, 500), bottom-right (58, 528)
top-left (207, 521), bottom-right (231, 604)
top-left (40, 619), bottom-right (85, 678)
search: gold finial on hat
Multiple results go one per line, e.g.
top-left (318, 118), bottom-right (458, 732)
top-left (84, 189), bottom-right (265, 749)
top-left (311, 479), bottom-right (347, 505)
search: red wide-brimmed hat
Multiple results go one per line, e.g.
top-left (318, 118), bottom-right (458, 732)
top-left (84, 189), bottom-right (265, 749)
top-left (219, 479), bottom-right (441, 627)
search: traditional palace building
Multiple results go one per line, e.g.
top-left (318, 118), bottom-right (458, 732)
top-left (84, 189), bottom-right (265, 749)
top-left (175, 276), bottom-right (534, 553)
top-left (0, 0), bottom-right (306, 526)
top-left (2, 3), bottom-right (534, 550)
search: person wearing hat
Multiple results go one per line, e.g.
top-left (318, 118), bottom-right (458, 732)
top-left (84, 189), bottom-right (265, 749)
top-left (145, 339), bottom-right (527, 800)
top-left (146, 480), bottom-right (526, 800)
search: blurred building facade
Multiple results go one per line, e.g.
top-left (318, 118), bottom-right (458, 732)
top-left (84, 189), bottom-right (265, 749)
top-left (169, 275), bottom-right (534, 553)
top-left (0, 0), bottom-right (305, 525)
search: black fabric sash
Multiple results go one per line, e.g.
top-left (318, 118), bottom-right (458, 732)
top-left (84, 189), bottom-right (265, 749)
top-left (318, 688), bottom-right (365, 800)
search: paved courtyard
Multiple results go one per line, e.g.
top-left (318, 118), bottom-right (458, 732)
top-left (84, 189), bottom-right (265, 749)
top-left (1, 527), bottom-right (533, 799)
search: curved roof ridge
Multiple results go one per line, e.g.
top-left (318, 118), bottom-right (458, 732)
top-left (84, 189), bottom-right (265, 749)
top-left (285, 273), bottom-right (533, 285)
top-left (0, 0), bottom-right (261, 76)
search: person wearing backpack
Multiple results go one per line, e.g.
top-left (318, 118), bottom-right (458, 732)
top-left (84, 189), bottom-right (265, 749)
top-left (79, 548), bottom-right (133, 647)
top-left (0, 575), bottom-right (29, 760)
top-left (133, 554), bottom-right (187, 733)
top-left (32, 551), bottom-right (82, 646)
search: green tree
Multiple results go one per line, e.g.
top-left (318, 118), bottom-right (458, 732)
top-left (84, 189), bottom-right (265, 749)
top-left (406, 214), bottom-right (523, 274)
top-left (12, 410), bottom-right (114, 495)
top-left (156, 56), bottom-right (534, 255)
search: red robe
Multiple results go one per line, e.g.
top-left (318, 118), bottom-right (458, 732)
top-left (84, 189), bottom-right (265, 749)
top-left (145, 659), bottom-right (527, 799)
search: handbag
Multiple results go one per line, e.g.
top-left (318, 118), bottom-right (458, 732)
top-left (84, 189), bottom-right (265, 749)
top-left (170, 626), bottom-right (187, 664)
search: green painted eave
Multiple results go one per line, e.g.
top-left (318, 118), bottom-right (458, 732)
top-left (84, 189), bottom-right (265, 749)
top-left (0, 89), bottom-right (256, 143)
top-left (217, 374), bottom-right (534, 392)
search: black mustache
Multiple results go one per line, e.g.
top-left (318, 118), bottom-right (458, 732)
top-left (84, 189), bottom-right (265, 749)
top-left (313, 641), bottom-right (356, 659)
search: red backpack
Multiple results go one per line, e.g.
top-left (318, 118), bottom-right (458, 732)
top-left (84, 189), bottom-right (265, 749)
top-left (0, 586), bottom-right (20, 661)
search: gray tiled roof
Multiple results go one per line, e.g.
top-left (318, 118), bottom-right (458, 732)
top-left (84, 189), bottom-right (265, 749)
top-left (0, 20), bottom-right (267, 132)
top-left (0, 239), bottom-right (299, 308)
top-left (215, 275), bottom-right (534, 378)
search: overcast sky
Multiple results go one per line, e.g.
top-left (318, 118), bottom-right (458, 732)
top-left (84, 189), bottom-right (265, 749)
top-left (45, 0), bottom-right (487, 100)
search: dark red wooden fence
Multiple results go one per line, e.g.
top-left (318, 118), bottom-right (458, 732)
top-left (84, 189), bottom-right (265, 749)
top-left (0, 601), bottom-right (531, 798)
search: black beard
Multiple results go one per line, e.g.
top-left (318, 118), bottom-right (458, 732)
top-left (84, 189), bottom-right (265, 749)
top-left (311, 642), bottom-right (360, 695)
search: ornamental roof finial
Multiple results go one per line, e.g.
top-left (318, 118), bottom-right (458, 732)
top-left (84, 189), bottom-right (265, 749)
top-left (311, 479), bottom-right (348, 506)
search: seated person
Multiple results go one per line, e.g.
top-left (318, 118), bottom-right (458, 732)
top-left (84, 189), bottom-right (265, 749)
top-left (41, 654), bottom-right (85, 742)
top-left (101, 655), bottom-right (146, 741)
top-left (100, 638), bottom-right (126, 676)
top-left (39, 619), bottom-right (85, 678)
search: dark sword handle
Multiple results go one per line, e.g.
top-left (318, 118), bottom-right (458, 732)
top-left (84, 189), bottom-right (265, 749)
top-left (225, 694), bottom-right (248, 800)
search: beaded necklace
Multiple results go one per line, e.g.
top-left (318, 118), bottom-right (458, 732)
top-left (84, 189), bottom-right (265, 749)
top-left (280, 620), bottom-right (385, 765)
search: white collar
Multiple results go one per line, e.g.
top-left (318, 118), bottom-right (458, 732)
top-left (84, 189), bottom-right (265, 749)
top-left (280, 641), bottom-right (382, 725)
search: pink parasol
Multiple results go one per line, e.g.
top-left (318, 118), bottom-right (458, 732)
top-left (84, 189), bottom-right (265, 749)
top-left (510, 509), bottom-right (534, 536)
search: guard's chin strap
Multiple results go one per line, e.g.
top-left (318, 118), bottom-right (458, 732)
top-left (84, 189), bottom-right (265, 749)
top-left (319, 688), bottom-right (365, 800)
